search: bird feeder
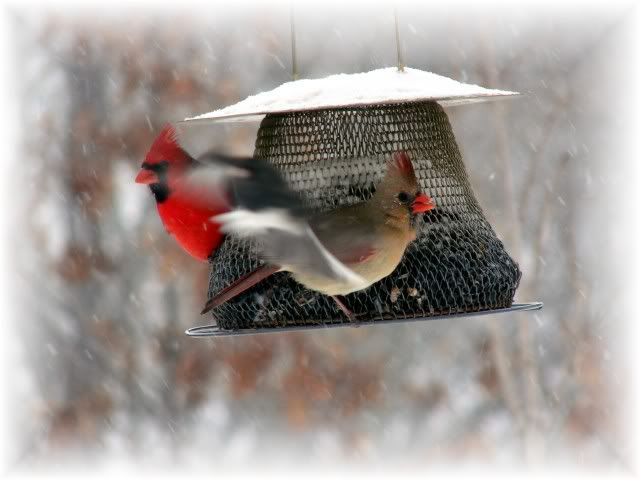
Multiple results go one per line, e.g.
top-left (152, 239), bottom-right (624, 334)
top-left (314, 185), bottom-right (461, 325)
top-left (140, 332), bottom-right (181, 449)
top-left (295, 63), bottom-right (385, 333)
top-left (182, 68), bottom-right (542, 336)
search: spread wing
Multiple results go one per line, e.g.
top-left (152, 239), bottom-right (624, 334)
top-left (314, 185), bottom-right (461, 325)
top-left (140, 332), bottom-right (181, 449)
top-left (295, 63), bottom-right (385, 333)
top-left (194, 152), bottom-right (365, 289)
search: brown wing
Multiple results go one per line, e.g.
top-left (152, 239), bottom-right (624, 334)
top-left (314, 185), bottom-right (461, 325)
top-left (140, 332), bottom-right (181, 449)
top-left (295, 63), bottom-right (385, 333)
top-left (310, 203), bottom-right (379, 266)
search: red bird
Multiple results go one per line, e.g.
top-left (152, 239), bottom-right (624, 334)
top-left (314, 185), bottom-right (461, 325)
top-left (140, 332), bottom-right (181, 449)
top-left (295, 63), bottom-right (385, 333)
top-left (135, 125), bottom-right (226, 261)
top-left (136, 126), bottom-right (436, 320)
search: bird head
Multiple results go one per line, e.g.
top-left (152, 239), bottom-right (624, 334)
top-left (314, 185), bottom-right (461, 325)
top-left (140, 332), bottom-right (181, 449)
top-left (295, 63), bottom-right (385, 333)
top-left (375, 151), bottom-right (435, 221)
top-left (135, 124), bottom-right (192, 202)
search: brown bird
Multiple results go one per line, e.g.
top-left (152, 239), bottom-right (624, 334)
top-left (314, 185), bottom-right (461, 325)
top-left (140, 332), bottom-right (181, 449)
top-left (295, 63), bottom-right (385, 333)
top-left (198, 151), bottom-right (435, 320)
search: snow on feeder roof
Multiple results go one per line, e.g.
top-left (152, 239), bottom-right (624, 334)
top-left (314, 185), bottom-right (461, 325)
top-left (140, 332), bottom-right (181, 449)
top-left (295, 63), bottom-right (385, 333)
top-left (183, 67), bottom-right (520, 123)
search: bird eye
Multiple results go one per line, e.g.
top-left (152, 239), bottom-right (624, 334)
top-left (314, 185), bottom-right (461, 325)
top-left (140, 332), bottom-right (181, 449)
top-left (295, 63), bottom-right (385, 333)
top-left (397, 191), bottom-right (410, 203)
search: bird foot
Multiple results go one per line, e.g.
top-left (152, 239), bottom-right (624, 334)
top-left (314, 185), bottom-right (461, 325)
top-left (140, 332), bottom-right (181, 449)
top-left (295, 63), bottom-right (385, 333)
top-left (331, 296), bottom-right (360, 327)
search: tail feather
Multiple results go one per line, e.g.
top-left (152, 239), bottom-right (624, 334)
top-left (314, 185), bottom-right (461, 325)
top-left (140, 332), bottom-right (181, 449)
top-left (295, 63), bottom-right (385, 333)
top-left (201, 264), bottom-right (280, 314)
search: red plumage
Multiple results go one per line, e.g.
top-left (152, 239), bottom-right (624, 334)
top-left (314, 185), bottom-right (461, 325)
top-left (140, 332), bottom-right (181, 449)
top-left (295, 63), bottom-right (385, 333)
top-left (146, 124), bottom-right (185, 165)
top-left (136, 125), bottom-right (226, 261)
top-left (155, 192), bottom-right (226, 261)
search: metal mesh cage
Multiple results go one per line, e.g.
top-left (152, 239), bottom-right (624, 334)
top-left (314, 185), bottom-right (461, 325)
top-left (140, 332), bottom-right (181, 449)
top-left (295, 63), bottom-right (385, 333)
top-left (206, 101), bottom-right (521, 330)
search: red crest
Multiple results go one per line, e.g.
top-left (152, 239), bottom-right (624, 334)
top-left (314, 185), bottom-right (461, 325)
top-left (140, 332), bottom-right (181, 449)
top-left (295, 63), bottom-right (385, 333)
top-left (145, 124), bottom-right (183, 165)
top-left (389, 151), bottom-right (416, 178)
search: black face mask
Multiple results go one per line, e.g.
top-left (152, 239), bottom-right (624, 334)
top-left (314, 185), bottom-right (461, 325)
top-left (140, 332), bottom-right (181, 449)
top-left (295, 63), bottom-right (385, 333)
top-left (141, 161), bottom-right (170, 203)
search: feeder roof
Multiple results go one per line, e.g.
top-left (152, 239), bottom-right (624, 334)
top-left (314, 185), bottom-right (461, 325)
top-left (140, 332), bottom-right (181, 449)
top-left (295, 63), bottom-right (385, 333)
top-left (184, 67), bottom-right (519, 123)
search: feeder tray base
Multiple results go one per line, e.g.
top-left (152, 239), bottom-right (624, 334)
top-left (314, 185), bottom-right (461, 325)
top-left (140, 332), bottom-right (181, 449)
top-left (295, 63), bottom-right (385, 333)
top-left (186, 302), bottom-right (542, 337)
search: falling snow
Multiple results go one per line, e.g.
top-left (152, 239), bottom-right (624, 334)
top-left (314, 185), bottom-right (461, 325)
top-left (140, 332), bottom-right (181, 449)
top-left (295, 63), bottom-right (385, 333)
top-left (7, 4), bottom-right (632, 474)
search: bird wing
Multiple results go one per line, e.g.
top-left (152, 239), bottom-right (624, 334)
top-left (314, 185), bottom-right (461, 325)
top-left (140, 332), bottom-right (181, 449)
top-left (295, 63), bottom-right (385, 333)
top-left (194, 153), bottom-right (365, 289)
top-left (169, 155), bottom-right (244, 212)
top-left (310, 204), bottom-right (380, 266)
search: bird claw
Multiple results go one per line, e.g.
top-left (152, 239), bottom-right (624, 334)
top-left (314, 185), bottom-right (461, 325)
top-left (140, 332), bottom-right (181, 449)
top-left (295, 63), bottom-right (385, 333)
top-left (331, 295), bottom-right (359, 326)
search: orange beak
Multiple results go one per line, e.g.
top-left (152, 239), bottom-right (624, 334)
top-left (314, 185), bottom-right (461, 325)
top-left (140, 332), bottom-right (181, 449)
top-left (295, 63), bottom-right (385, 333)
top-left (412, 193), bottom-right (435, 214)
top-left (135, 169), bottom-right (159, 185)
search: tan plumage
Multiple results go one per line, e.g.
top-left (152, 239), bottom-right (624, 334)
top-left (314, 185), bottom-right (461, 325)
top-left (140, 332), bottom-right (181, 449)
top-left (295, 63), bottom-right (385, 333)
top-left (202, 152), bottom-right (435, 318)
top-left (297, 158), bottom-right (424, 295)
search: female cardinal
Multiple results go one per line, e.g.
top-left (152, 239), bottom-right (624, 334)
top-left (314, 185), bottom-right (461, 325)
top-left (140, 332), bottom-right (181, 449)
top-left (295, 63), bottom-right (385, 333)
top-left (195, 150), bottom-right (436, 320)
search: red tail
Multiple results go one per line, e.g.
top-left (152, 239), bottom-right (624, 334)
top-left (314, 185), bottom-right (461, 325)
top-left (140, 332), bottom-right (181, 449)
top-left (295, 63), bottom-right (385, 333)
top-left (201, 264), bottom-right (280, 314)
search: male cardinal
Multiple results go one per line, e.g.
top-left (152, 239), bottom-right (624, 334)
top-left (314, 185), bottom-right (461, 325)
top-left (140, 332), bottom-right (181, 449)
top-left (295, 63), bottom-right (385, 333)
top-left (135, 125), bottom-right (435, 320)
top-left (135, 125), bottom-right (226, 261)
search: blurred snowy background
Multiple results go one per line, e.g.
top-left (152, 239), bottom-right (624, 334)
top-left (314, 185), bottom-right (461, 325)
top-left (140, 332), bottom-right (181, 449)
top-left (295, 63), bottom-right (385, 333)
top-left (4, 0), bottom-right (638, 473)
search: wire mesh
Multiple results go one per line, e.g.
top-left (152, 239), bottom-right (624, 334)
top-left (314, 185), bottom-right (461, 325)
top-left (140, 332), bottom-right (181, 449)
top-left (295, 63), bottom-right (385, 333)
top-left (207, 101), bottom-right (522, 330)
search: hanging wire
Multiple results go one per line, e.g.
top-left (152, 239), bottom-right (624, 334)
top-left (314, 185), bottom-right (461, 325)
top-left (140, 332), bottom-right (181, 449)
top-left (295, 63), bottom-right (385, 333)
top-left (394, 7), bottom-right (405, 72)
top-left (290, 4), bottom-right (299, 80)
